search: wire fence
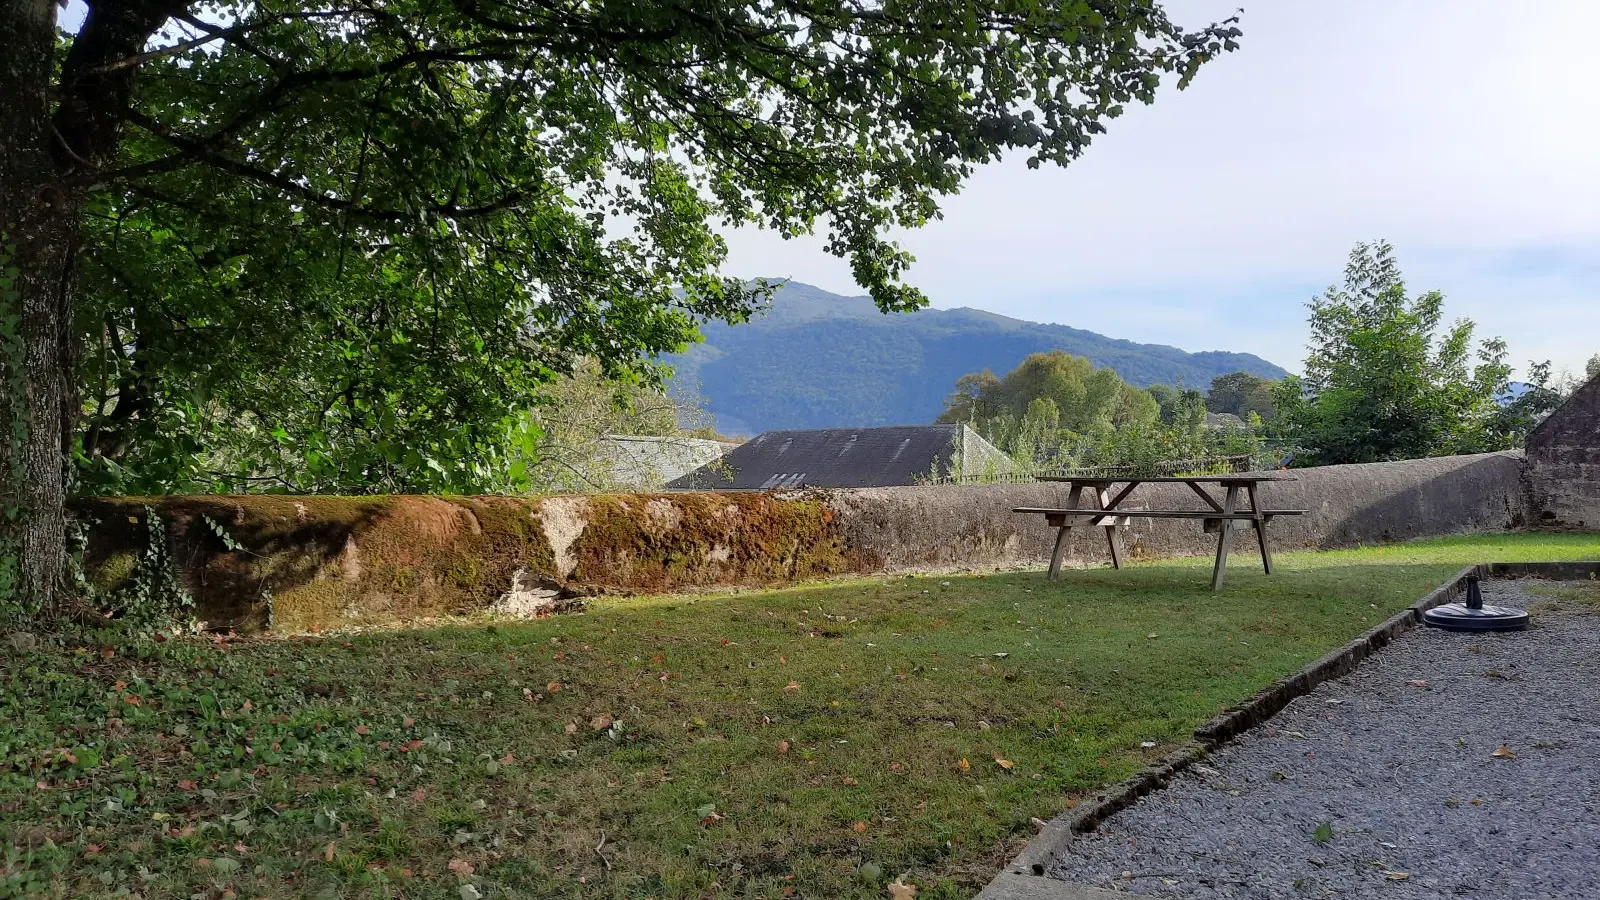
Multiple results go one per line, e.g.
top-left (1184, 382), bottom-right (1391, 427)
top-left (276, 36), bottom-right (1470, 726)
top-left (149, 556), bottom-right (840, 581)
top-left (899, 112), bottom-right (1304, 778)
top-left (924, 455), bottom-right (1254, 486)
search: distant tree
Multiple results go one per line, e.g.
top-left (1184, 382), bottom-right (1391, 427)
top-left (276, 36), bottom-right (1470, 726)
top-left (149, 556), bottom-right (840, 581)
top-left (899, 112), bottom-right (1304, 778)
top-left (1206, 371), bottom-right (1278, 422)
top-left (1146, 383), bottom-right (1180, 420)
top-left (1147, 382), bottom-right (1206, 427)
top-left (939, 351), bottom-right (1158, 433)
top-left (941, 370), bottom-right (1002, 425)
top-left (1273, 242), bottom-right (1511, 465)
top-left (1476, 360), bottom-right (1569, 449)
top-left (523, 360), bottom-right (721, 492)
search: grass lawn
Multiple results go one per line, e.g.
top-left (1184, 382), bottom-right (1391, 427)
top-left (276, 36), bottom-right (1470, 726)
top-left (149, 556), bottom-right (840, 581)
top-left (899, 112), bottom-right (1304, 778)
top-left (4, 532), bottom-right (1598, 899)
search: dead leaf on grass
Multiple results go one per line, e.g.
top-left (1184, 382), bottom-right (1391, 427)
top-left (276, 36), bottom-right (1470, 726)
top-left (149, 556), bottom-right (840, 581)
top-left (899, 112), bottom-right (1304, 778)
top-left (784, 681), bottom-right (802, 692)
top-left (956, 758), bottom-right (970, 773)
top-left (887, 875), bottom-right (917, 898)
top-left (449, 859), bottom-right (474, 876)
top-left (1491, 745), bottom-right (1514, 759)
top-left (590, 714), bottom-right (613, 731)
top-left (777, 739), bottom-right (791, 755)
top-left (994, 756), bottom-right (1015, 770)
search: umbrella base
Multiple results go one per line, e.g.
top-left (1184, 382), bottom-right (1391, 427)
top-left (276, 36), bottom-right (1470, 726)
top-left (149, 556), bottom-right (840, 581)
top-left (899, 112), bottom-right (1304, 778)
top-left (1422, 602), bottom-right (1529, 632)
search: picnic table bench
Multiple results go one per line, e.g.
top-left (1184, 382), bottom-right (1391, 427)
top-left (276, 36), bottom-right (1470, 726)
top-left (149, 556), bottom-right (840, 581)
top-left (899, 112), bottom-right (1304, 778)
top-left (1014, 474), bottom-right (1304, 589)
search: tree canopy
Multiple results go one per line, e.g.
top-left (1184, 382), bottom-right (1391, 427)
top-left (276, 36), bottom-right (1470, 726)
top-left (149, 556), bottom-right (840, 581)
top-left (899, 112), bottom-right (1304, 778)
top-left (1205, 371), bottom-right (1277, 422)
top-left (939, 350), bottom-right (1160, 432)
top-left (1, 0), bottom-right (1241, 615)
top-left (1271, 241), bottom-right (1517, 465)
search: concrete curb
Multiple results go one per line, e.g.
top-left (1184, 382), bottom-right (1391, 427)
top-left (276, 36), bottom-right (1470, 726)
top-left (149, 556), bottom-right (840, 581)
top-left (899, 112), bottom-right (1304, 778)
top-left (976, 561), bottom-right (1600, 899)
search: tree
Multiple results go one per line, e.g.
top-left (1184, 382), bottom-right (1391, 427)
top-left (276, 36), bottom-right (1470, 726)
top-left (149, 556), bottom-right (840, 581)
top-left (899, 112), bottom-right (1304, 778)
top-left (938, 350), bottom-right (1159, 436)
top-left (1272, 241), bottom-right (1511, 465)
top-left (520, 359), bottom-right (721, 492)
top-left (1205, 371), bottom-right (1277, 422)
top-left (1, 0), bottom-right (1239, 617)
top-left (1148, 382), bottom-right (1205, 427)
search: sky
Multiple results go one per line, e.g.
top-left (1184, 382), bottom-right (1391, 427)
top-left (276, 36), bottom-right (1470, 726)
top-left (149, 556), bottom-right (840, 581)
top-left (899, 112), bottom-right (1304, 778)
top-left (721, 1), bottom-right (1600, 379)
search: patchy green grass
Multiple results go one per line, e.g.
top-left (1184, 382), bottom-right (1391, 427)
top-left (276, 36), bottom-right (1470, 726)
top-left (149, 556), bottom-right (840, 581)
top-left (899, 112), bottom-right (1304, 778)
top-left (4, 532), bottom-right (1598, 899)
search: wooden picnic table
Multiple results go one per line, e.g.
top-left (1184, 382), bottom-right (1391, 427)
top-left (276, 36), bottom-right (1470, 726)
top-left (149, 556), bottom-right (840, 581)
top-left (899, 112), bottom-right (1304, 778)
top-left (1013, 474), bottom-right (1303, 589)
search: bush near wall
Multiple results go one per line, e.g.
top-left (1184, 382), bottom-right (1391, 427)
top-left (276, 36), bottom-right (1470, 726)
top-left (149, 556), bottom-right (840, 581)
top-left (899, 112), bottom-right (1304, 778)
top-left (70, 493), bottom-right (848, 633)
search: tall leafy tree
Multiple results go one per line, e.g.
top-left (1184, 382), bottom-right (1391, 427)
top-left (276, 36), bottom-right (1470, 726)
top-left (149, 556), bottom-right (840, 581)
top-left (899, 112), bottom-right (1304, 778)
top-left (939, 350), bottom-right (1160, 434)
top-left (1273, 241), bottom-right (1511, 465)
top-left (1, 0), bottom-right (1240, 616)
top-left (1205, 370), bottom-right (1276, 421)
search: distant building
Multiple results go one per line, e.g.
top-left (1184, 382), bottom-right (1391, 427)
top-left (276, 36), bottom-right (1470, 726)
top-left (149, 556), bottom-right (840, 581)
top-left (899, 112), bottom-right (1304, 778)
top-left (667, 424), bottom-right (1011, 490)
top-left (594, 435), bottom-right (739, 490)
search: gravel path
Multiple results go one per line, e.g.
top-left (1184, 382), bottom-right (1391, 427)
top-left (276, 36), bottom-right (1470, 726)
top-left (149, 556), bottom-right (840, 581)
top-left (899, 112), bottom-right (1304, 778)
top-left (1047, 580), bottom-right (1600, 899)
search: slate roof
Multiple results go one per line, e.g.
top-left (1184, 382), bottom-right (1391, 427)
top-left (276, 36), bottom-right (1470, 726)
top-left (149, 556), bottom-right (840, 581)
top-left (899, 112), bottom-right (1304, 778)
top-left (667, 425), bottom-right (982, 490)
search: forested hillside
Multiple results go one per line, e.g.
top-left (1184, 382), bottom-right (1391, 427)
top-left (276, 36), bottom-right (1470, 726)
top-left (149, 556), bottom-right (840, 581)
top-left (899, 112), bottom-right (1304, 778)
top-left (670, 281), bottom-right (1288, 434)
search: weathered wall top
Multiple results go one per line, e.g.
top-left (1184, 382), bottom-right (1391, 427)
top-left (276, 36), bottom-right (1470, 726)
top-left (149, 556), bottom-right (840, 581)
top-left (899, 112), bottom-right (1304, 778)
top-left (1526, 372), bottom-right (1600, 460)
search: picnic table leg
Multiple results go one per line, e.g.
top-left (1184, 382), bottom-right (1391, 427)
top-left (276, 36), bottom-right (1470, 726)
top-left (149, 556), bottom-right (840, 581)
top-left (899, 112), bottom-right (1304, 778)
top-left (1098, 487), bottom-right (1125, 569)
top-left (1211, 485), bottom-right (1240, 589)
top-left (1246, 483), bottom-right (1273, 575)
top-left (1047, 526), bottom-right (1069, 580)
top-left (1047, 484), bottom-right (1085, 580)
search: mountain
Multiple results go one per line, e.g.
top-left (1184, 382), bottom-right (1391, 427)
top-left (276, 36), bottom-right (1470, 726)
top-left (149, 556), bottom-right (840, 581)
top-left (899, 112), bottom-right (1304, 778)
top-left (669, 281), bottom-right (1290, 436)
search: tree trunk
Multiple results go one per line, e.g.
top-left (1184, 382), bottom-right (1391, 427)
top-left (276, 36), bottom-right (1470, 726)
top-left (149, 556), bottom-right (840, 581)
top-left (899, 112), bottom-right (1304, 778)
top-left (2, 0), bottom-right (176, 618)
top-left (1, 0), bottom-right (74, 618)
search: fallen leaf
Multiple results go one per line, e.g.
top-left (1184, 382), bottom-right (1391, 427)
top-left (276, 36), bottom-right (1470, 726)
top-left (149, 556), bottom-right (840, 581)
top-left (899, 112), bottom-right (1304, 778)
top-left (355, 725), bottom-right (369, 735)
top-left (993, 756), bottom-right (1015, 770)
top-left (841, 776), bottom-right (858, 786)
top-left (887, 875), bottom-right (917, 899)
top-left (403, 715), bottom-right (416, 728)
top-left (784, 681), bottom-right (802, 692)
top-left (324, 843), bottom-right (336, 862)
top-left (564, 722), bottom-right (578, 735)
top-left (449, 859), bottom-right (475, 876)
top-left (177, 779), bottom-right (198, 791)
top-left (547, 682), bottom-right (562, 693)
top-left (852, 821), bottom-right (868, 833)
top-left (590, 714), bottom-right (613, 731)
top-left (84, 843), bottom-right (102, 855)
top-left (1492, 745), bottom-right (1514, 759)
top-left (523, 688), bottom-right (534, 701)
top-left (956, 758), bottom-right (970, 773)
top-left (1382, 871), bottom-right (1410, 881)
top-left (777, 739), bottom-right (791, 755)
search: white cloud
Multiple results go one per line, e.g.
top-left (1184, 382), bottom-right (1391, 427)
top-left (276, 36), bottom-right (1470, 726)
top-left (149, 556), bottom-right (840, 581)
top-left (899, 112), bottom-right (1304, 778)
top-left (723, 0), bottom-right (1600, 376)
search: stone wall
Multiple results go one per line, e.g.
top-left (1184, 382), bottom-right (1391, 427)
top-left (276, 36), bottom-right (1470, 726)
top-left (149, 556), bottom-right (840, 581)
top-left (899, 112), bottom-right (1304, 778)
top-left (1525, 374), bottom-right (1600, 528)
top-left (72, 451), bottom-right (1535, 633)
top-left (830, 451), bottom-right (1530, 572)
